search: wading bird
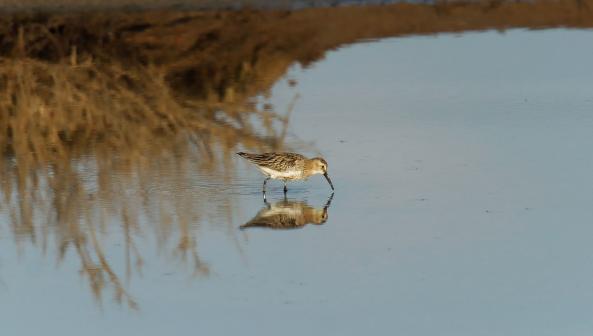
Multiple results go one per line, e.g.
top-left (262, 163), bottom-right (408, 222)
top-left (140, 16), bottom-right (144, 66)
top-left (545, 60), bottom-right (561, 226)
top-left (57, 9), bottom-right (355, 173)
top-left (237, 152), bottom-right (334, 193)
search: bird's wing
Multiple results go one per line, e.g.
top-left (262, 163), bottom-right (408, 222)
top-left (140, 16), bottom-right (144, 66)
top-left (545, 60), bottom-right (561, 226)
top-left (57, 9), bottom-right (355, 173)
top-left (237, 152), bottom-right (306, 170)
top-left (240, 214), bottom-right (301, 230)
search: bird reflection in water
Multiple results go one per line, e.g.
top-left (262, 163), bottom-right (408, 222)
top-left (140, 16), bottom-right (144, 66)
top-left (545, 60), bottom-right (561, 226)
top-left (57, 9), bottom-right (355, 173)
top-left (240, 193), bottom-right (334, 230)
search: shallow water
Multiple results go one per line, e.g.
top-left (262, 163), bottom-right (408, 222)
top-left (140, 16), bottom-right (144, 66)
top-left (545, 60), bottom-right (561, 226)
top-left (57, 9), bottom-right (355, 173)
top-left (3, 28), bottom-right (593, 335)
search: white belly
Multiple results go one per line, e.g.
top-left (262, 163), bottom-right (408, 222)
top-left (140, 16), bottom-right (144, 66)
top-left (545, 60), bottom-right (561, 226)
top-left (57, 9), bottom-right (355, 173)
top-left (259, 167), bottom-right (302, 180)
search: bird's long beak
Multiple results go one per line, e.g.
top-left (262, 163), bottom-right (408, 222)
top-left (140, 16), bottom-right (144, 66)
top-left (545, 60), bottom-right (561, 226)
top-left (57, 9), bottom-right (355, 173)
top-left (323, 173), bottom-right (334, 190)
top-left (323, 192), bottom-right (334, 211)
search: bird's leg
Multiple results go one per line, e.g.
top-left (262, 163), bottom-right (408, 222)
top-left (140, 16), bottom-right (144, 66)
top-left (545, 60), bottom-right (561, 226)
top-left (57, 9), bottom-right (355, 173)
top-left (283, 180), bottom-right (287, 194)
top-left (262, 177), bottom-right (270, 193)
top-left (262, 190), bottom-right (269, 205)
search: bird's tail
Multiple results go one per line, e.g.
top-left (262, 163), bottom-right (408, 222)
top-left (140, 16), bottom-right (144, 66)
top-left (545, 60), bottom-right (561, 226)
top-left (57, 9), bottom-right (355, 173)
top-left (237, 152), bottom-right (267, 166)
top-left (236, 152), bottom-right (256, 160)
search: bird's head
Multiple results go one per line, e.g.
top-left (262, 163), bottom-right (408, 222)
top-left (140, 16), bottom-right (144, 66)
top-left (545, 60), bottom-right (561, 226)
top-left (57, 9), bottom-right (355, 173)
top-left (306, 207), bottom-right (329, 225)
top-left (310, 157), bottom-right (328, 174)
top-left (309, 157), bottom-right (334, 190)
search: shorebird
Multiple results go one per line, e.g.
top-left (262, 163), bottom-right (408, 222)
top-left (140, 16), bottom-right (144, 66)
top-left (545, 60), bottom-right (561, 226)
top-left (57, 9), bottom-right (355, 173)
top-left (240, 193), bottom-right (334, 230)
top-left (237, 152), bottom-right (334, 193)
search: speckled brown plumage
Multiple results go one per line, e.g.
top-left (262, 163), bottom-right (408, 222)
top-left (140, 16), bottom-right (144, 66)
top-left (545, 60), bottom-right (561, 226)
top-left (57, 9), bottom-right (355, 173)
top-left (237, 152), bottom-right (334, 193)
top-left (237, 152), bottom-right (307, 177)
top-left (240, 194), bottom-right (333, 230)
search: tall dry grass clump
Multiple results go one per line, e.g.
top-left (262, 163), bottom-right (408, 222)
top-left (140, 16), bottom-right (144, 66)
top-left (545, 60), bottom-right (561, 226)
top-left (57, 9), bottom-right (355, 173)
top-left (0, 57), bottom-right (287, 167)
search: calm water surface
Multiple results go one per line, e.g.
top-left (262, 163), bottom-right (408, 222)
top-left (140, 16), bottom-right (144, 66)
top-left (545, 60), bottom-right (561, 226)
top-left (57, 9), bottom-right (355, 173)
top-left (3, 28), bottom-right (593, 335)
